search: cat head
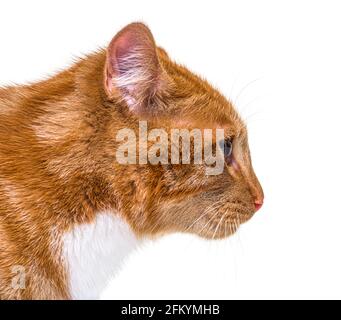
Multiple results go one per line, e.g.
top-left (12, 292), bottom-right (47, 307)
top-left (99, 23), bottom-right (263, 239)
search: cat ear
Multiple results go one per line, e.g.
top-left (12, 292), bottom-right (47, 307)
top-left (104, 23), bottom-right (163, 112)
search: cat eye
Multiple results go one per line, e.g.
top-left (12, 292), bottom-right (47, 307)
top-left (219, 138), bottom-right (233, 159)
top-left (224, 139), bottom-right (233, 158)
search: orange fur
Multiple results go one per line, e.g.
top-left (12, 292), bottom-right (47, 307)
top-left (0, 23), bottom-right (263, 299)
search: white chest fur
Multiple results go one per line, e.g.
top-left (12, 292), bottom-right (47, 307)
top-left (62, 211), bottom-right (139, 299)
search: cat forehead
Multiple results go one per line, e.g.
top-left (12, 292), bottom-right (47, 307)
top-left (173, 118), bottom-right (246, 138)
top-left (165, 98), bottom-right (246, 137)
top-left (161, 57), bottom-right (243, 119)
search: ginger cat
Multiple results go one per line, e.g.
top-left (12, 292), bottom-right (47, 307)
top-left (0, 23), bottom-right (263, 299)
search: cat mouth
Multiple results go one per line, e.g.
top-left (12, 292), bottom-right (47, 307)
top-left (190, 205), bottom-right (255, 240)
top-left (202, 216), bottom-right (252, 239)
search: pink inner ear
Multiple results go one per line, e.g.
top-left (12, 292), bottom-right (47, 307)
top-left (104, 23), bottom-right (163, 112)
top-left (109, 34), bottom-right (135, 77)
top-left (115, 35), bottom-right (135, 58)
top-left (106, 23), bottom-right (157, 80)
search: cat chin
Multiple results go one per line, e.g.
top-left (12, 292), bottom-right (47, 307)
top-left (192, 228), bottom-right (238, 241)
top-left (191, 211), bottom-right (255, 240)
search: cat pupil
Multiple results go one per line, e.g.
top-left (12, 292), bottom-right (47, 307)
top-left (223, 139), bottom-right (233, 158)
top-left (218, 139), bottom-right (233, 159)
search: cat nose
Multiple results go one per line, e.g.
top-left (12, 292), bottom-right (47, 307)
top-left (252, 185), bottom-right (264, 212)
top-left (254, 199), bottom-right (263, 211)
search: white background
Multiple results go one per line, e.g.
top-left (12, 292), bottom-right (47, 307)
top-left (0, 0), bottom-right (340, 299)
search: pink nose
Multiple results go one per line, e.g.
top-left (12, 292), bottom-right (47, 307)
top-left (254, 200), bottom-right (263, 211)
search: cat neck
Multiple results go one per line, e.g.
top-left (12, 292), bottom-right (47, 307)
top-left (62, 210), bottom-right (140, 299)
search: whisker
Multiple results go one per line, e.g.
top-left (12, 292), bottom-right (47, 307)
top-left (228, 74), bottom-right (240, 105)
top-left (234, 77), bottom-right (261, 106)
top-left (197, 210), bottom-right (221, 238)
top-left (212, 213), bottom-right (225, 240)
top-left (184, 202), bottom-right (220, 232)
top-left (243, 110), bottom-right (264, 124)
top-left (238, 96), bottom-right (261, 115)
